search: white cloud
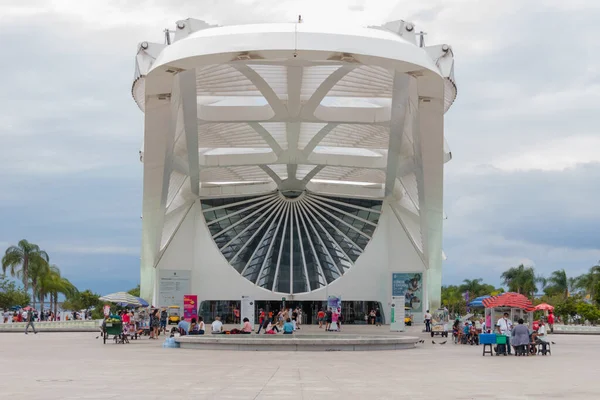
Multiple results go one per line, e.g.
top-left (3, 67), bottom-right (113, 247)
top-left (50, 245), bottom-right (140, 256)
top-left (494, 135), bottom-right (600, 172)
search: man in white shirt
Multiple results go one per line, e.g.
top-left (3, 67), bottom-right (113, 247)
top-left (424, 310), bottom-right (432, 332)
top-left (496, 312), bottom-right (513, 355)
top-left (537, 320), bottom-right (548, 354)
top-left (211, 316), bottom-right (224, 334)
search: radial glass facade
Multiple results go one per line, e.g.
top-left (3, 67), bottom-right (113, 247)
top-left (201, 191), bottom-right (382, 294)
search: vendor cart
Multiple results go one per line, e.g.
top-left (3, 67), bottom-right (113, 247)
top-left (430, 308), bottom-right (450, 337)
top-left (102, 320), bottom-right (126, 344)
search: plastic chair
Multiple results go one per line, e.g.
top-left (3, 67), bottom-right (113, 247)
top-left (495, 335), bottom-right (507, 356)
top-left (537, 340), bottom-right (551, 355)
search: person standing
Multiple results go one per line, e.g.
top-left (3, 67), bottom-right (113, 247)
top-left (159, 308), bottom-right (168, 334)
top-left (317, 309), bottom-right (325, 328)
top-left (496, 312), bottom-right (513, 355)
top-left (24, 310), bottom-right (37, 335)
top-left (424, 309), bottom-right (432, 332)
top-left (547, 311), bottom-right (555, 334)
top-left (375, 308), bottom-right (382, 326)
top-left (233, 307), bottom-right (240, 324)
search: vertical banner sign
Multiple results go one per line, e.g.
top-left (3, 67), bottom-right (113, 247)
top-left (392, 273), bottom-right (423, 313)
top-left (390, 296), bottom-right (406, 331)
top-left (103, 305), bottom-right (111, 317)
top-left (183, 295), bottom-right (198, 322)
top-left (241, 296), bottom-right (255, 327)
top-left (327, 295), bottom-right (342, 331)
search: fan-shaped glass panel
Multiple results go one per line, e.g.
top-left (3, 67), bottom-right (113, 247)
top-left (201, 191), bottom-right (382, 294)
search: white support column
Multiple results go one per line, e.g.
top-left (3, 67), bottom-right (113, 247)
top-left (140, 96), bottom-right (176, 301)
top-left (384, 72), bottom-right (411, 196)
top-left (415, 97), bottom-right (445, 310)
top-left (179, 70), bottom-right (199, 195)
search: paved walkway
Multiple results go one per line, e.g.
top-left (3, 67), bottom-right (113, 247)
top-left (1, 325), bottom-right (597, 399)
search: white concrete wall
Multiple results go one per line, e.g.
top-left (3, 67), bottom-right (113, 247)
top-left (154, 198), bottom-right (432, 322)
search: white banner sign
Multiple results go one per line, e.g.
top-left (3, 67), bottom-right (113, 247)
top-left (390, 295), bottom-right (406, 332)
top-left (241, 295), bottom-right (255, 327)
top-left (158, 270), bottom-right (191, 309)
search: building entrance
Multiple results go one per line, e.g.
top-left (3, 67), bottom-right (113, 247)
top-left (198, 300), bottom-right (384, 326)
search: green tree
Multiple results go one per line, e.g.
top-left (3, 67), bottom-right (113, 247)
top-left (576, 302), bottom-right (600, 325)
top-left (575, 264), bottom-right (600, 300)
top-left (36, 264), bottom-right (62, 313)
top-left (501, 264), bottom-right (538, 298)
top-left (2, 240), bottom-right (49, 292)
top-left (554, 296), bottom-right (579, 324)
top-left (63, 289), bottom-right (100, 311)
top-left (459, 278), bottom-right (483, 299)
top-left (544, 269), bottom-right (569, 299)
top-left (441, 285), bottom-right (466, 315)
top-left (25, 258), bottom-right (51, 310)
top-left (0, 276), bottom-right (30, 309)
top-left (127, 285), bottom-right (140, 297)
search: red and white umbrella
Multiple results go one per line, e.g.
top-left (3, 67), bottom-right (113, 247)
top-left (534, 303), bottom-right (554, 312)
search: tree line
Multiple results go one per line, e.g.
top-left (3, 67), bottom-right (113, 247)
top-left (1, 239), bottom-right (142, 319)
top-left (442, 263), bottom-right (600, 324)
top-left (1, 240), bottom-right (77, 314)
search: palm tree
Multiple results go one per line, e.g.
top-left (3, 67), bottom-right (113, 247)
top-left (23, 258), bottom-right (51, 310)
top-left (2, 240), bottom-right (49, 293)
top-left (460, 278), bottom-right (483, 300)
top-left (545, 269), bottom-right (569, 298)
top-left (52, 277), bottom-right (77, 317)
top-left (575, 264), bottom-right (600, 299)
top-left (441, 285), bottom-right (465, 315)
top-left (501, 264), bottom-right (538, 298)
top-left (36, 264), bottom-right (61, 314)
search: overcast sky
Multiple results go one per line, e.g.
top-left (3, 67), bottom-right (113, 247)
top-left (1, 0), bottom-right (599, 294)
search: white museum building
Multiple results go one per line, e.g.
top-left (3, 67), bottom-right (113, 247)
top-left (133, 18), bottom-right (457, 324)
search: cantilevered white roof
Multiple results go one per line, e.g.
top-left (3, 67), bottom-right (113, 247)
top-left (134, 19), bottom-right (456, 289)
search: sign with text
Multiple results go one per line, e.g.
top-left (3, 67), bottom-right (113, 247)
top-left (241, 295), bottom-right (255, 327)
top-left (390, 296), bottom-right (406, 332)
top-left (158, 270), bottom-right (190, 310)
top-left (392, 273), bottom-right (423, 313)
top-left (183, 295), bottom-right (198, 322)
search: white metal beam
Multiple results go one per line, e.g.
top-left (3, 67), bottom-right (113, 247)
top-left (384, 72), bottom-right (411, 196)
top-left (179, 70), bottom-right (200, 195)
top-left (248, 122), bottom-right (283, 155)
top-left (232, 64), bottom-right (288, 117)
top-left (302, 64), bottom-right (357, 118)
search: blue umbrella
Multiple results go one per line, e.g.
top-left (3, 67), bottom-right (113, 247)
top-left (135, 297), bottom-right (149, 307)
top-left (468, 295), bottom-right (491, 308)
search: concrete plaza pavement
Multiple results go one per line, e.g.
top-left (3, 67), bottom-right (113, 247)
top-left (1, 324), bottom-right (597, 400)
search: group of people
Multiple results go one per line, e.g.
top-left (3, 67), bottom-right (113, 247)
top-left (496, 312), bottom-right (550, 356)
top-left (367, 308), bottom-right (382, 326)
top-left (453, 318), bottom-right (482, 345)
top-left (316, 308), bottom-right (343, 331)
top-left (2, 308), bottom-right (91, 324)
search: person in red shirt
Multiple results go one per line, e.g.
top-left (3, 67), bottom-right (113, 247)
top-left (317, 309), bottom-right (325, 328)
top-left (258, 309), bottom-right (265, 326)
top-left (233, 308), bottom-right (240, 324)
top-left (547, 311), bottom-right (555, 334)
